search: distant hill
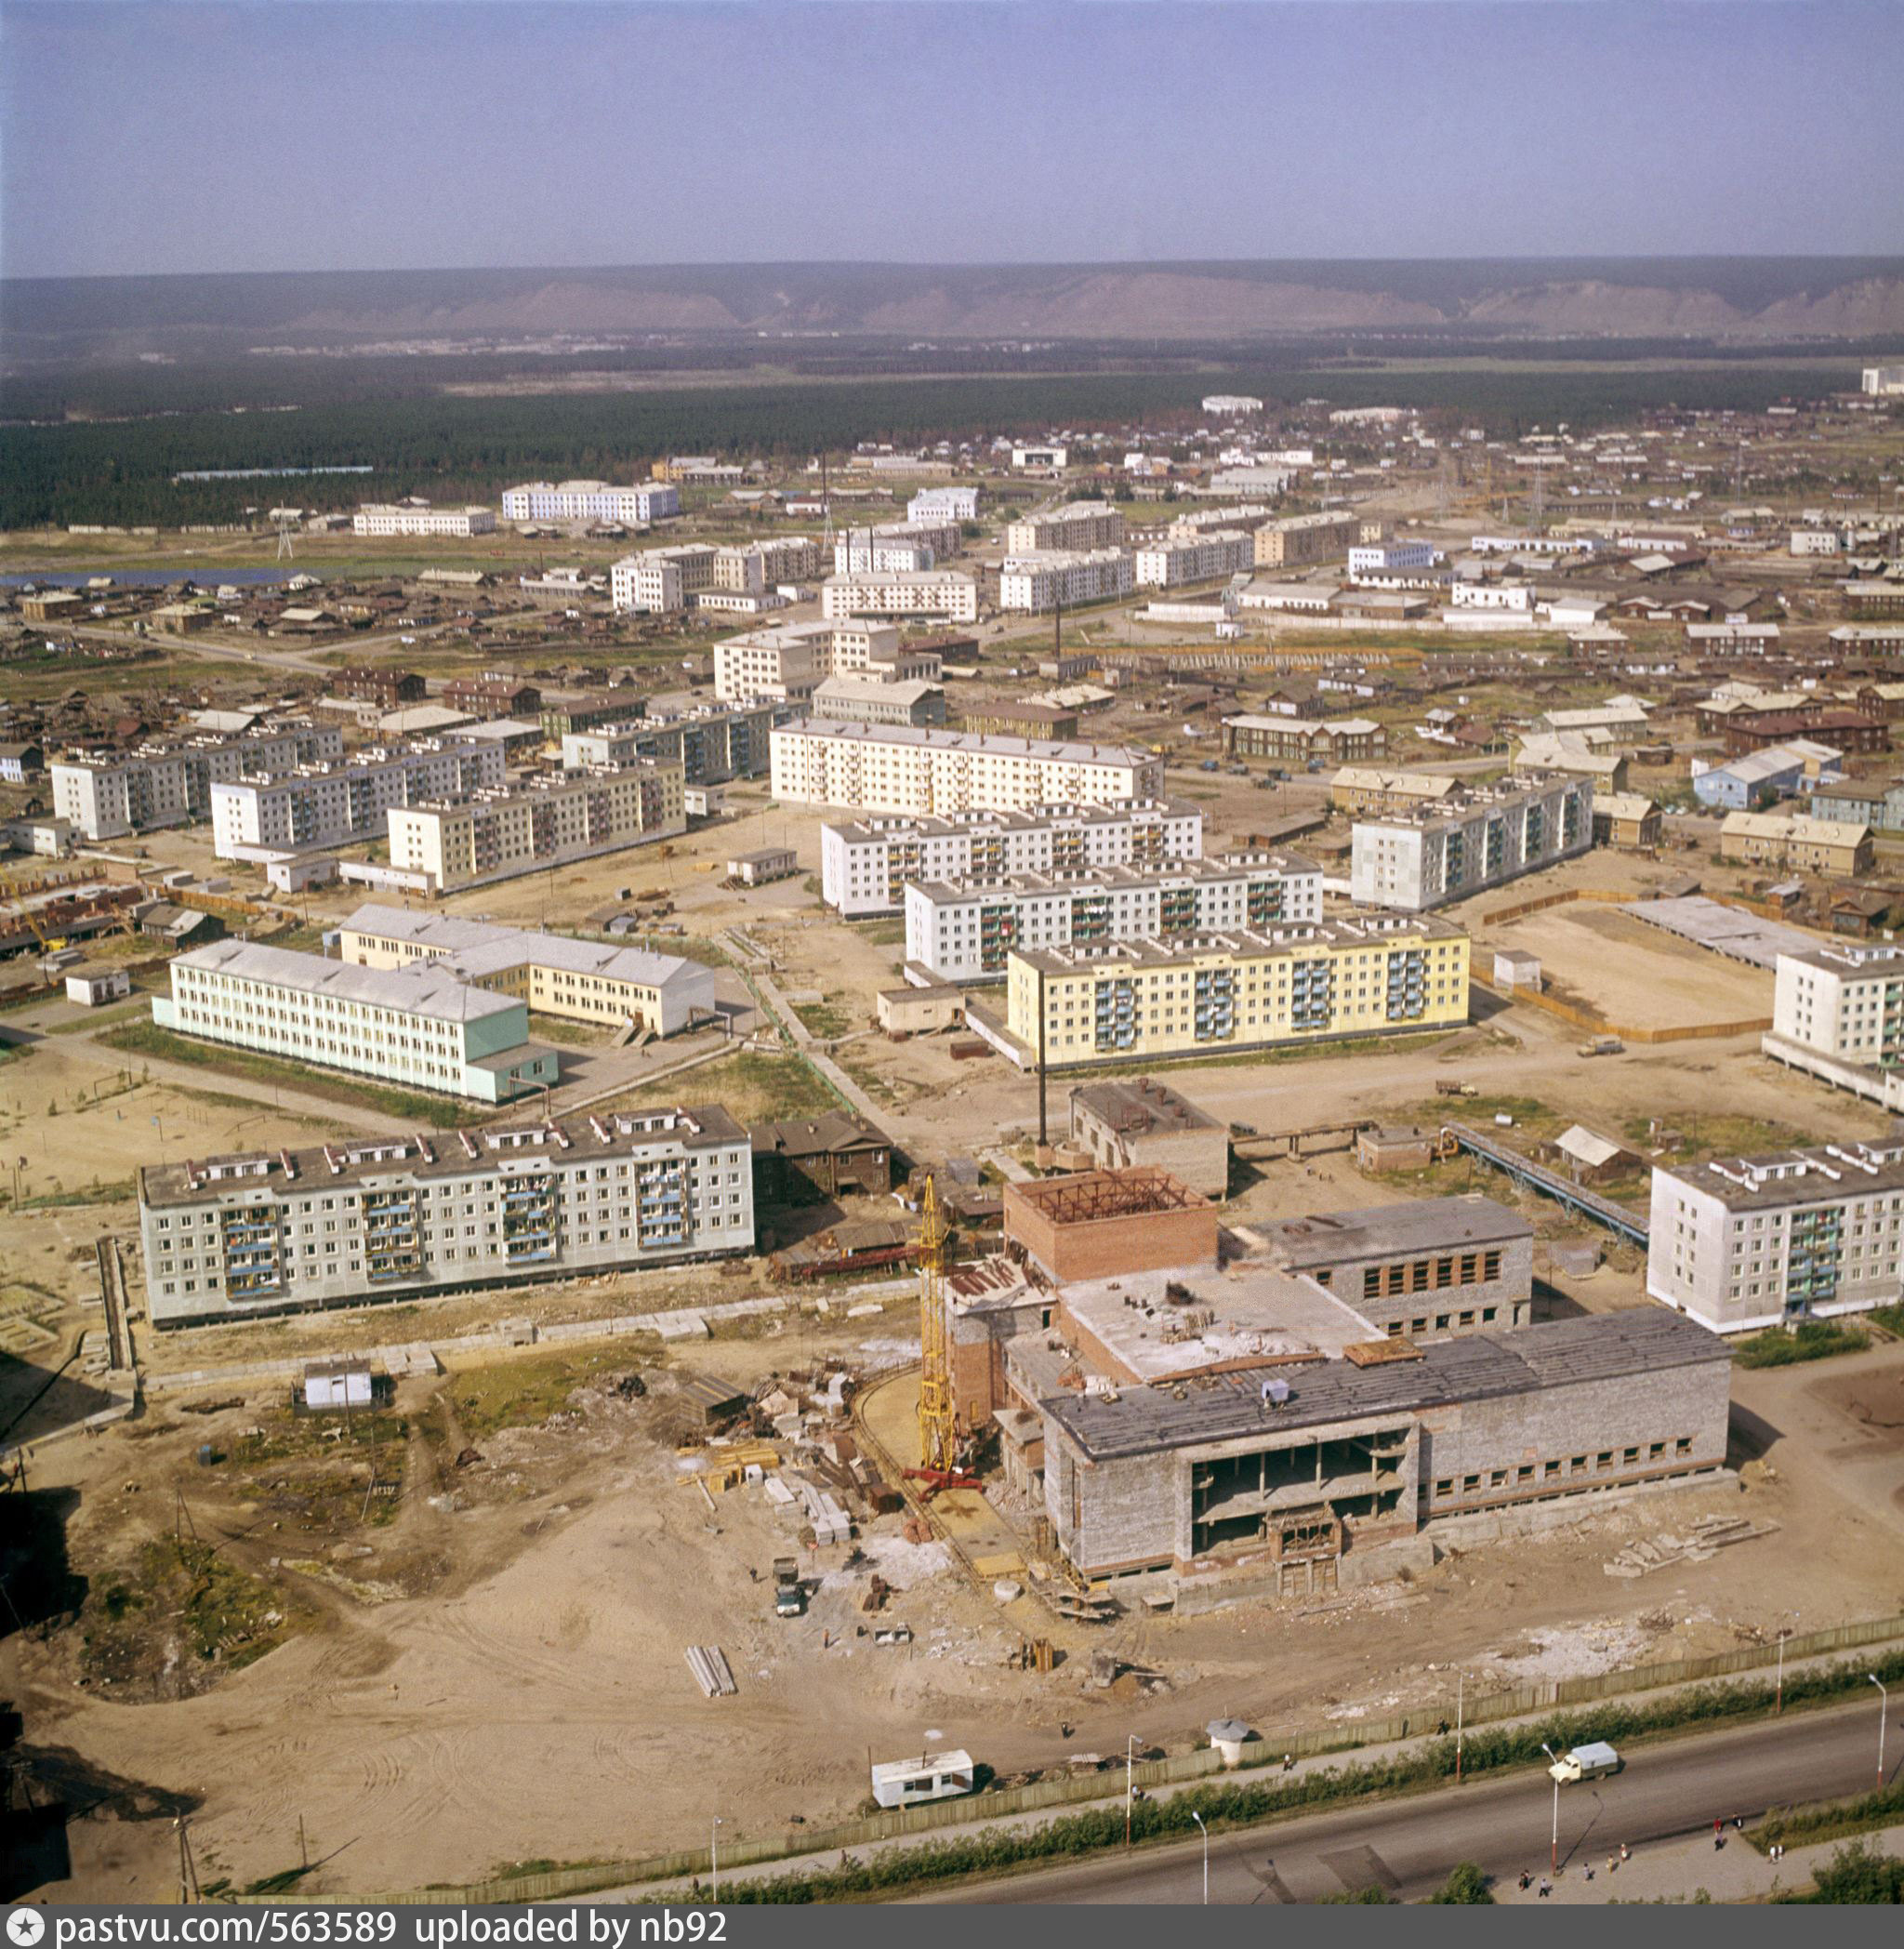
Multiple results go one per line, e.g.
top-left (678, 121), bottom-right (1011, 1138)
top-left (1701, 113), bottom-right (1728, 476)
top-left (7, 258), bottom-right (1904, 348)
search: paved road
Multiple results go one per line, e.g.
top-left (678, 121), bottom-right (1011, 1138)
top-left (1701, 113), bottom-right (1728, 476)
top-left (927, 1700), bottom-right (1894, 1903)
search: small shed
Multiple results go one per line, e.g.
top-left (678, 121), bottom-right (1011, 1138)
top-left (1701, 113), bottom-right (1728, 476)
top-left (878, 983), bottom-right (965, 1035)
top-left (1552, 1124), bottom-right (1636, 1187)
top-left (727, 846), bottom-right (798, 887)
top-left (1492, 949), bottom-right (1542, 993)
top-left (303, 1358), bottom-right (374, 1411)
top-left (870, 1749), bottom-right (976, 1810)
top-left (64, 965), bottom-right (130, 1008)
top-left (1356, 1126), bottom-right (1436, 1172)
top-left (674, 1372), bottom-right (750, 1425)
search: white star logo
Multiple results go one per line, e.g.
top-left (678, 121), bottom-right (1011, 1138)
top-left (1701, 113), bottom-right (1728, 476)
top-left (7, 1912), bottom-right (47, 1948)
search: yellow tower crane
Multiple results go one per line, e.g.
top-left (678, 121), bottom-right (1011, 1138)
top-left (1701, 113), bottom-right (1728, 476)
top-left (915, 1174), bottom-right (958, 1475)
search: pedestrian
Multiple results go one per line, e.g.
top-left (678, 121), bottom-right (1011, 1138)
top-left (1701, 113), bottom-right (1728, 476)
top-left (1539, 1877), bottom-right (1551, 1899)
top-left (1620, 1844), bottom-right (1630, 1863)
top-left (1606, 1856), bottom-right (1618, 1876)
top-left (1733, 1814), bottom-right (1744, 1832)
top-left (1519, 1871), bottom-right (1530, 1891)
top-left (1584, 1865), bottom-right (1594, 1882)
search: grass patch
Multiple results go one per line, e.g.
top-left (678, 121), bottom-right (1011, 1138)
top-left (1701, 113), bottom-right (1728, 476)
top-left (97, 1020), bottom-right (491, 1126)
top-left (790, 993), bottom-right (855, 1040)
top-left (683, 1049), bottom-right (838, 1123)
top-left (442, 1345), bottom-right (639, 1442)
top-left (80, 1537), bottom-right (303, 1690)
top-left (1621, 1111), bottom-right (1815, 1159)
top-left (1732, 1321), bottom-right (1869, 1369)
top-left (1778, 1836), bottom-right (1904, 1904)
top-left (1752, 1775), bottom-right (1904, 1857)
top-left (45, 1000), bottom-right (152, 1035)
top-left (525, 1014), bottom-right (619, 1048)
top-left (1867, 1303), bottom-right (1904, 1338)
top-left (850, 917), bottom-right (906, 947)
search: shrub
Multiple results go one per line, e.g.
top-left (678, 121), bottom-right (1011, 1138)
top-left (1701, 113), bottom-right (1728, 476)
top-left (1430, 1862), bottom-right (1495, 1903)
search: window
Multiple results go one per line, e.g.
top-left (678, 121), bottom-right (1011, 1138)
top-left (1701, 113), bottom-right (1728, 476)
top-left (1542, 1460), bottom-right (1561, 1480)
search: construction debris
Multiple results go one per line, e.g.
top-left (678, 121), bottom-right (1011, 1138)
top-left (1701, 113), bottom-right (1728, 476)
top-left (684, 1645), bottom-right (737, 1698)
top-left (1603, 1516), bottom-right (1779, 1579)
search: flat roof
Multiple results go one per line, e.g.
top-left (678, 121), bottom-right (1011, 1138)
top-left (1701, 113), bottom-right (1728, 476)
top-left (908, 850), bottom-right (1318, 904)
top-left (1012, 911), bottom-right (1465, 976)
top-left (1661, 1139), bottom-right (1904, 1212)
top-left (169, 938), bottom-right (520, 1025)
top-left (1069, 1078), bottom-right (1224, 1136)
top-left (777, 719), bottom-right (1152, 768)
top-left (1043, 1310), bottom-right (1729, 1461)
top-left (825, 798), bottom-right (1198, 845)
top-left (1253, 1195), bottom-right (1530, 1272)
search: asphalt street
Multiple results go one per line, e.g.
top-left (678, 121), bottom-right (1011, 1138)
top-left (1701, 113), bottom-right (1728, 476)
top-left (928, 1696), bottom-right (1895, 1903)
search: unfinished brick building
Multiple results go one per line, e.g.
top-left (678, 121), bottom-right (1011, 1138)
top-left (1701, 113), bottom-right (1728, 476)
top-left (1003, 1167), bottom-right (1214, 1283)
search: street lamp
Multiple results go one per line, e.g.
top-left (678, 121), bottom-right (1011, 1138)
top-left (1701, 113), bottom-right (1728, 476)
top-left (1189, 1809), bottom-right (1209, 1905)
top-left (1455, 1670), bottom-right (1467, 1784)
top-left (1126, 1733), bottom-right (1144, 1848)
top-left (1870, 1676), bottom-right (1888, 1783)
top-left (1538, 1744), bottom-right (1562, 1875)
top-left (710, 1816), bottom-right (725, 1903)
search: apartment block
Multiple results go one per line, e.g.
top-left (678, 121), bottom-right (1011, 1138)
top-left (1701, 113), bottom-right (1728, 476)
top-left (1133, 529), bottom-right (1253, 589)
top-left (820, 570), bottom-right (979, 624)
top-left (209, 741), bottom-right (506, 859)
top-left (821, 800), bottom-right (1204, 917)
top-left (1760, 944), bottom-right (1904, 1112)
top-left (562, 703), bottom-right (780, 784)
top-left (337, 905), bottom-right (715, 1037)
top-left (1718, 812), bottom-right (1873, 878)
top-left (610, 544), bottom-right (720, 614)
top-left (812, 676), bottom-right (945, 728)
top-left (1225, 715), bottom-right (1387, 766)
top-left (52, 723), bottom-right (345, 841)
top-left (980, 913), bottom-right (1470, 1069)
top-left (1003, 502), bottom-right (1126, 555)
top-left (835, 528), bottom-right (935, 575)
top-left (152, 940), bottom-right (557, 1104)
top-left (712, 619), bottom-right (936, 705)
top-left (386, 761), bottom-right (686, 894)
top-left (998, 549), bottom-right (1133, 614)
top-left (1647, 1138), bottom-right (1904, 1332)
top-left (1350, 774), bottom-right (1593, 912)
top-left (714, 537), bottom-right (820, 593)
top-left (352, 503), bottom-right (496, 538)
top-left (137, 1104), bottom-right (751, 1328)
top-left (905, 851), bottom-right (1322, 982)
top-left (1251, 510), bottom-right (1362, 568)
top-left (1257, 1196), bottom-right (1534, 1338)
top-left (501, 480), bottom-right (680, 524)
top-left (772, 720), bottom-right (1162, 817)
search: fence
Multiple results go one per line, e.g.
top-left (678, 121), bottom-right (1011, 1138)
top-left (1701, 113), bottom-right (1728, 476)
top-left (238, 1611), bottom-right (1904, 1906)
top-left (1468, 968), bottom-right (1772, 1044)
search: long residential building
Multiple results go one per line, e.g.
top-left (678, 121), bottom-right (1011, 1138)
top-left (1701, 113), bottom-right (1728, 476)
top-left (820, 569), bottom-right (978, 624)
top-left (337, 906), bottom-right (716, 1037)
top-left (772, 720), bottom-right (1163, 817)
top-left (1004, 502), bottom-right (1126, 554)
top-left (1350, 774), bottom-right (1593, 912)
top-left (1252, 510), bottom-right (1362, 568)
top-left (973, 912), bottom-right (1470, 1069)
top-left (209, 741), bottom-right (506, 859)
top-left (905, 851), bottom-right (1323, 981)
top-left (137, 1104), bottom-right (751, 1329)
top-left (386, 761), bottom-right (687, 893)
top-left (152, 940), bottom-right (558, 1105)
top-left (352, 503), bottom-right (496, 538)
top-left (1647, 1137), bottom-right (1904, 1333)
top-left (51, 723), bottom-right (345, 841)
top-left (501, 480), bottom-right (680, 524)
top-left (1717, 811), bottom-right (1873, 877)
top-left (1132, 530), bottom-right (1253, 589)
top-left (822, 800), bottom-right (1204, 916)
top-left (712, 619), bottom-right (937, 704)
top-left (562, 703), bottom-right (781, 783)
top-left (998, 548), bottom-right (1133, 614)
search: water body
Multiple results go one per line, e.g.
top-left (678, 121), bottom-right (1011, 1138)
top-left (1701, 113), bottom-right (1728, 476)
top-left (0, 568), bottom-right (297, 590)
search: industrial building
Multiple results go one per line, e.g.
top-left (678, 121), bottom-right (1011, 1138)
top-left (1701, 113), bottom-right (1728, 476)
top-left (52, 723), bottom-right (344, 840)
top-left (385, 761), bottom-right (686, 893)
top-left (771, 721), bottom-right (1163, 817)
top-left (209, 741), bottom-right (506, 859)
top-left (903, 850), bottom-right (1322, 981)
top-left (152, 940), bottom-right (558, 1105)
top-left (1647, 1136), bottom-right (1904, 1332)
top-left (822, 800), bottom-right (1203, 917)
top-left (975, 912), bottom-right (1469, 1069)
top-left (1066, 1080), bottom-right (1229, 1199)
top-left (562, 703), bottom-right (780, 784)
top-left (1350, 775), bottom-right (1593, 912)
top-left (1254, 1197), bottom-right (1535, 1338)
top-left (137, 1104), bottom-right (752, 1329)
top-left (337, 906), bottom-right (716, 1038)
top-left (501, 480), bottom-right (680, 524)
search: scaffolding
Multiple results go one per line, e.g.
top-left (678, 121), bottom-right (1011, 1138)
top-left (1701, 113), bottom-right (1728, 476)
top-left (916, 1175), bottom-right (957, 1472)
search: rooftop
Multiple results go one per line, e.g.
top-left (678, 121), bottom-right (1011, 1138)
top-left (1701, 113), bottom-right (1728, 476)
top-left (909, 850), bottom-right (1318, 904)
top-left (1012, 911), bottom-right (1465, 976)
top-left (339, 905), bottom-right (710, 991)
top-left (168, 938), bottom-right (521, 1025)
top-left (825, 799), bottom-right (1198, 845)
top-left (1069, 1078), bottom-right (1224, 1137)
top-left (1662, 1139), bottom-right (1904, 1212)
top-left (779, 719), bottom-right (1152, 767)
top-left (1252, 1194), bottom-right (1530, 1272)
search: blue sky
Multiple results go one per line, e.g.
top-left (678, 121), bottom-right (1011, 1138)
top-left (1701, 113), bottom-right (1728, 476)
top-left (3, 2), bottom-right (1900, 278)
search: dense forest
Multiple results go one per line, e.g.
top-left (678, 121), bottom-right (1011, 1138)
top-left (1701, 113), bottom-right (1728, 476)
top-left (0, 361), bottom-right (1870, 531)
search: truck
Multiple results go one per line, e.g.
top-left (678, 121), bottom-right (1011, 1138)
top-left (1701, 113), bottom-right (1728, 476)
top-left (1577, 1036), bottom-right (1625, 1058)
top-left (1547, 1742), bottom-right (1621, 1783)
top-left (1435, 1080), bottom-right (1478, 1098)
top-left (773, 1557), bottom-right (804, 1618)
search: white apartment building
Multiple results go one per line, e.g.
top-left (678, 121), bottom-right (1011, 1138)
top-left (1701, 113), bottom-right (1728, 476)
top-left (822, 801), bottom-right (1203, 917)
top-left (52, 723), bottom-right (344, 840)
top-left (1003, 502), bottom-right (1125, 555)
top-left (713, 619), bottom-right (938, 704)
top-left (1789, 530), bottom-right (1842, 557)
top-left (386, 761), bottom-right (687, 893)
top-left (500, 480), bottom-right (681, 524)
top-left (998, 549), bottom-right (1134, 614)
top-left (352, 502), bottom-right (496, 538)
top-left (1349, 541), bottom-right (1438, 581)
top-left (774, 721), bottom-right (1163, 819)
top-left (1647, 1138), bottom-right (1904, 1333)
top-left (209, 740), bottom-right (507, 859)
top-left (1201, 395), bottom-right (1263, 416)
top-left (609, 544), bottom-right (720, 614)
top-left (1761, 944), bottom-right (1904, 1113)
top-left (561, 703), bottom-right (780, 783)
top-left (1132, 529), bottom-right (1253, 589)
top-left (137, 1104), bottom-right (751, 1328)
top-left (1350, 775), bottom-right (1593, 912)
top-left (905, 851), bottom-right (1322, 981)
top-left (1862, 366), bottom-right (1904, 397)
top-left (908, 486), bottom-right (979, 524)
top-left (835, 530), bottom-right (936, 575)
top-left (820, 570), bottom-right (978, 625)
top-left (152, 940), bottom-right (556, 1105)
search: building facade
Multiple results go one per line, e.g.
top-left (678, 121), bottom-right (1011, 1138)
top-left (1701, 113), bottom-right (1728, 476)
top-left (501, 480), bottom-right (680, 524)
top-left (1350, 775), bottom-right (1593, 912)
top-left (562, 703), bottom-right (780, 784)
top-left (1132, 530), bottom-right (1253, 589)
top-left (1004, 502), bottom-right (1126, 554)
top-left (998, 549), bottom-right (1134, 613)
top-left (820, 570), bottom-right (979, 624)
top-left (1252, 510), bottom-right (1361, 568)
top-left (52, 723), bottom-right (344, 841)
top-left (904, 851), bottom-right (1323, 981)
top-left (138, 1105), bottom-right (751, 1328)
top-left (209, 741), bottom-right (506, 858)
top-left (908, 486), bottom-right (979, 524)
top-left (1225, 715), bottom-right (1387, 765)
top-left (822, 799), bottom-right (1204, 916)
top-left (352, 503), bottom-right (496, 537)
top-left (1717, 812), bottom-right (1873, 877)
top-left (811, 676), bottom-right (945, 727)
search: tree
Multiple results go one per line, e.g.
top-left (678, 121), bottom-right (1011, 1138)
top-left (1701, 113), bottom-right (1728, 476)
top-left (1429, 1862), bottom-right (1496, 1904)
top-left (1808, 1838), bottom-right (1904, 1905)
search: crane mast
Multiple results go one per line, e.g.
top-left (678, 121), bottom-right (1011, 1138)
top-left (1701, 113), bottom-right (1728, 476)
top-left (916, 1174), bottom-right (957, 1472)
